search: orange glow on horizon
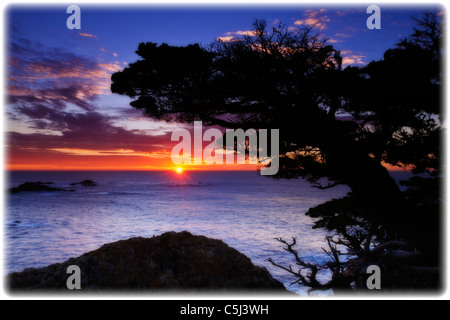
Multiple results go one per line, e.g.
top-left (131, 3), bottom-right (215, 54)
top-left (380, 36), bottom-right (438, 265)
top-left (5, 145), bottom-right (261, 171)
top-left (6, 147), bottom-right (413, 173)
top-left (5, 153), bottom-right (259, 172)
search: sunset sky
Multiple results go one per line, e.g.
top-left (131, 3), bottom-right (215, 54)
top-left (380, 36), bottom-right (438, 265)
top-left (5, 3), bottom-right (443, 171)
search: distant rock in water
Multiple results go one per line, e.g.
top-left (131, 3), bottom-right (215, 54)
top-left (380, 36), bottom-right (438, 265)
top-left (9, 182), bottom-right (67, 194)
top-left (70, 180), bottom-right (97, 187)
top-left (7, 231), bottom-right (288, 293)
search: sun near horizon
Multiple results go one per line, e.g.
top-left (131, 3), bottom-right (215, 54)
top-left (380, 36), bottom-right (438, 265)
top-left (175, 166), bottom-right (184, 174)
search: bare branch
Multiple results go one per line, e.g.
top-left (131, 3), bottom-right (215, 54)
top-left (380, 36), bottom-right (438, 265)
top-left (370, 241), bottom-right (412, 255)
top-left (311, 181), bottom-right (342, 190)
top-left (269, 237), bottom-right (353, 291)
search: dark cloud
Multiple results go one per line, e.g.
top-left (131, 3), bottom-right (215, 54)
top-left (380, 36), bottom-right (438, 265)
top-left (7, 101), bottom-right (173, 152)
top-left (7, 36), bottom-right (121, 112)
top-left (4, 33), bottom-right (163, 161)
top-left (9, 85), bottom-right (96, 112)
top-left (7, 121), bottom-right (174, 155)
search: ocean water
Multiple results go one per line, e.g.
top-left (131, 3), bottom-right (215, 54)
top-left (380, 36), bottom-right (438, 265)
top-left (4, 170), bottom-right (353, 295)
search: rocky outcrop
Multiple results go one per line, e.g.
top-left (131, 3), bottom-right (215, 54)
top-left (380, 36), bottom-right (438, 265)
top-left (70, 180), bottom-right (97, 187)
top-left (7, 231), bottom-right (288, 293)
top-left (9, 182), bottom-right (67, 194)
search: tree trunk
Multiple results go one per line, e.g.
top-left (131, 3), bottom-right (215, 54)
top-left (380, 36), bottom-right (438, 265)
top-left (324, 129), bottom-right (440, 265)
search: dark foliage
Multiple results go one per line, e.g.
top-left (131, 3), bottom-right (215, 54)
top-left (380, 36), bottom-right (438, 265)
top-left (111, 13), bottom-right (443, 292)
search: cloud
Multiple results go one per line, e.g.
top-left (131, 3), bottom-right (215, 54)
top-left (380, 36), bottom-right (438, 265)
top-left (48, 148), bottom-right (162, 157)
top-left (216, 36), bottom-right (235, 42)
top-left (328, 32), bottom-right (353, 44)
top-left (5, 29), bottom-right (179, 170)
top-left (100, 62), bottom-right (122, 73)
top-left (7, 37), bottom-right (123, 112)
top-left (9, 85), bottom-right (97, 111)
top-left (218, 29), bottom-right (256, 42)
top-left (294, 9), bottom-right (330, 30)
top-left (6, 111), bottom-right (180, 170)
top-left (78, 32), bottom-right (97, 38)
top-left (226, 30), bottom-right (255, 36)
top-left (6, 86), bottom-right (187, 163)
top-left (340, 50), bottom-right (367, 66)
top-left (335, 32), bottom-right (352, 38)
top-left (6, 108), bottom-right (176, 155)
top-left (328, 39), bottom-right (342, 44)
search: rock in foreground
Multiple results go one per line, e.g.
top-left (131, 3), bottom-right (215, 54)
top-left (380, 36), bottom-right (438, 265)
top-left (7, 231), bottom-right (288, 293)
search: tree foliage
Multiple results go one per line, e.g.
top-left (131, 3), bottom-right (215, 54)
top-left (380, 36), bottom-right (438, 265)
top-left (111, 12), bottom-right (443, 291)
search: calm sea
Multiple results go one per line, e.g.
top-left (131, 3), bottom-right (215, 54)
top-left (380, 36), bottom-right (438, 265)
top-left (5, 170), bottom-right (382, 295)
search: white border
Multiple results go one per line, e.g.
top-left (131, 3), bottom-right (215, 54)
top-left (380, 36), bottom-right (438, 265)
top-left (1, 0), bottom-right (448, 301)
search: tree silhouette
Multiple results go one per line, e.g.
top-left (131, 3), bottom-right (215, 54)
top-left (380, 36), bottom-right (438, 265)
top-left (111, 13), bottom-right (443, 291)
